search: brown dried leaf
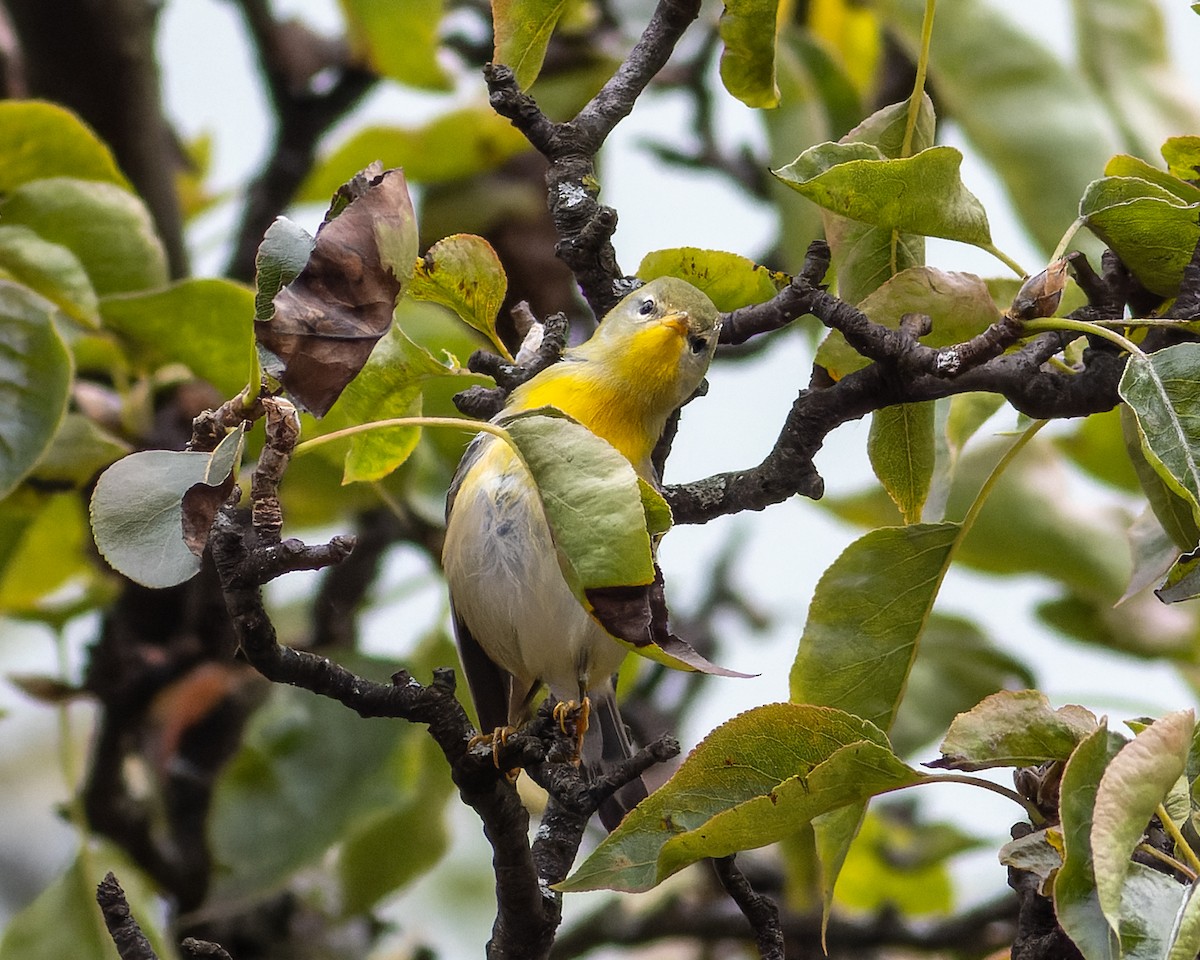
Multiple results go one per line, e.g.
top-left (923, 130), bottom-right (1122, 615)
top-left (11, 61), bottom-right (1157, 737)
top-left (256, 168), bottom-right (418, 417)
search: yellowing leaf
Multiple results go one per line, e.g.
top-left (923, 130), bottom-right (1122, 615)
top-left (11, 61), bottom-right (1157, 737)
top-left (410, 235), bottom-right (510, 359)
top-left (719, 0), bottom-right (782, 108)
top-left (492, 0), bottom-right (570, 90)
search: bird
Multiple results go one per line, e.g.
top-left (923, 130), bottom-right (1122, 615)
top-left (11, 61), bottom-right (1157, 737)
top-left (442, 276), bottom-right (721, 827)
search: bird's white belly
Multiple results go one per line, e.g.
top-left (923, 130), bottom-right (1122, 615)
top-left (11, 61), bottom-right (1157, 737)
top-left (443, 440), bottom-right (626, 700)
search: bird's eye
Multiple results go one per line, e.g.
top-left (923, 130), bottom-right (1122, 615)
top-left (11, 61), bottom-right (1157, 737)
top-left (688, 335), bottom-right (709, 354)
top-left (638, 297), bottom-right (656, 317)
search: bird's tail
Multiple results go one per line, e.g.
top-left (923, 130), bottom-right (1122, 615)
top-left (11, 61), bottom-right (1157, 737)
top-left (585, 693), bottom-right (649, 831)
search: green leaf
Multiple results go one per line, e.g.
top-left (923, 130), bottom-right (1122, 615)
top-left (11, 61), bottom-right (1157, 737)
top-left (764, 34), bottom-right (853, 274)
top-left (1054, 406), bottom-right (1141, 493)
top-left (297, 109), bottom-right (531, 202)
top-left (0, 101), bottom-right (129, 193)
top-left (1073, 0), bottom-right (1200, 163)
top-left (327, 333), bottom-right (448, 485)
top-left (790, 523), bottom-right (959, 732)
top-left (818, 97), bottom-right (933, 305)
top-left (337, 734), bottom-right (452, 914)
top-left (1119, 344), bottom-right (1200, 528)
top-left (718, 0), bottom-right (781, 108)
top-left (0, 492), bottom-right (93, 613)
top-left (1122, 507), bottom-right (1179, 603)
top-left (889, 614), bottom-right (1035, 758)
top-left (0, 845), bottom-right (168, 960)
top-left (559, 703), bottom-right (901, 892)
top-left (26, 414), bottom-right (130, 490)
top-left (815, 266), bottom-right (1001, 380)
top-left (1080, 177), bottom-right (1200, 297)
top-left (835, 807), bottom-right (980, 916)
top-left (945, 393), bottom-right (1005, 462)
top-left (254, 217), bottom-right (314, 323)
top-left (340, 0), bottom-right (451, 90)
top-left (933, 690), bottom-right (1098, 771)
top-left (1162, 136), bottom-right (1200, 182)
top-left (1092, 709), bottom-right (1193, 934)
top-left (0, 178), bottom-right (167, 296)
top-left (89, 426), bottom-right (244, 589)
top-left (636, 248), bottom-right (787, 312)
top-left (492, 0), bottom-right (570, 90)
top-left (503, 411), bottom-right (657, 590)
top-left (876, 0), bottom-right (1118, 254)
top-left (0, 225), bottom-right (100, 326)
top-left (410, 235), bottom-right (510, 357)
top-left (1121, 403), bottom-right (1200, 553)
top-left (0, 281), bottom-right (73, 499)
top-left (1055, 721), bottom-right (1126, 960)
top-left (656, 742), bottom-right (920, 886)
top-left (773, 142), bottom-right (992, 246)
top-left (1103, 154), bottom-right (1200, 204)
top-left (942, 439), bottom-right (1130, 600)
top-left (868, 402), bottom-right (934, 524)
top-left (211, 654), bottom-right (446, 902)
top-left (101, 278), bottom-right (255, 399)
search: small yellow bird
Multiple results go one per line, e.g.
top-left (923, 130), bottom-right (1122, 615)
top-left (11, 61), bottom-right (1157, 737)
top-left (442, 277), bottom-right (721, 824)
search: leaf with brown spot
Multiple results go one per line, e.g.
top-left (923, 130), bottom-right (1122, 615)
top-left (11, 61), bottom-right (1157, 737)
top-left (256, 168), bottom-right (418, 417)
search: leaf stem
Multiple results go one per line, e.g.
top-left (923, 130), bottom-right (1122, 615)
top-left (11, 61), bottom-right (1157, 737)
top-left (918, 772), bottom-right (1048, 826)
top-left (982, 242), bottom-right (1026, 279)
top-left (1137, 842), bottom-right (1198, 881)
top-left (1156, 801), bottom-right (1200, 876)
top-left (901, 0), bottom-right (937, 158)
top-left (1050, 217), bottom-right (1085, 264)
top-left (956, 417), bottom-right (1048, 545)
top-left (1022, 317), bottom-right (1144, 356)
top-left (292, 416), bottom-right (506, 457)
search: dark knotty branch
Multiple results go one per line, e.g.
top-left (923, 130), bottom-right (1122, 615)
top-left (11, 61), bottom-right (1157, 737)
top-left (712, 856), bottom-right (785, 960)
top-left (225, 0), bottom-right (376, 281)
top-left (6, 0), bottom-right (188, 276)
top-left (207, 403), bottom-right (670, 960)
top-left (484, 0), bottom-right (703, 315)
top-left (663, 242), bottom-right (1147, 525)
top-left (455, 311), bottom-right (572, 419)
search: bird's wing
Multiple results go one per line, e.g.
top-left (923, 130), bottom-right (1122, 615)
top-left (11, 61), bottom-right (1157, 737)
top-left (449, 598), bottom-right (514, 734)
top-left (446, 431), bottom-right (515, 733)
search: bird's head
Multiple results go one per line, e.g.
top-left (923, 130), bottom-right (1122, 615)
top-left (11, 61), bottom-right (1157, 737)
top-left (580, 277), bottom-right (721, 411)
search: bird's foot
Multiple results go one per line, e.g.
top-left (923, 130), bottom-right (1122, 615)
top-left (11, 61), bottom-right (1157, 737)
top-left (468, 726), bottom-right (521, 780)
top-left (553, 697), bottom-right (591, 765)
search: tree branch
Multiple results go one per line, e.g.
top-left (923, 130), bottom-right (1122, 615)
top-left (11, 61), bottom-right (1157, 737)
top-left (484, 0), bottom-right (702, 316)
top-left (712, 856), bottom-right (785, 960)
top-left (96, 873), bottom-right (158, 960)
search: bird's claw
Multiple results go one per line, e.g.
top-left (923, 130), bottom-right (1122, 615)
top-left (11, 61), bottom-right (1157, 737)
top-left (469, 726), bottom-right (521, 780)
top-left (553, 697), bottom-right (591, 765)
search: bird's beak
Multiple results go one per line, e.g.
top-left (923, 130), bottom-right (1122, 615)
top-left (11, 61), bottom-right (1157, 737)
top-left (661, 311), bottom-right (690, 335)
